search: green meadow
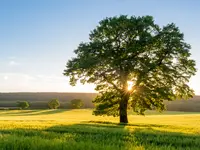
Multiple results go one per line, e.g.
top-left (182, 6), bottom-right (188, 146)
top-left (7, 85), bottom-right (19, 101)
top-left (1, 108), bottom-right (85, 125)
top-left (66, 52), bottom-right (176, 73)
top-left (0, 109), bottom-right (199, 150)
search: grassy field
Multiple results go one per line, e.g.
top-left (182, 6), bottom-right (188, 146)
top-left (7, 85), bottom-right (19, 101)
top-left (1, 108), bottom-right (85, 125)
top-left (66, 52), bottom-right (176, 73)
top-left (0, 109), bottom-right (199, 150)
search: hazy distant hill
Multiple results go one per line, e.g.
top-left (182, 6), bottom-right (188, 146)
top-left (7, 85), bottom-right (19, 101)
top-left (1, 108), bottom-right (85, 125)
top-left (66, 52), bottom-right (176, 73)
top-left (164, 96), bottom-right (200, 112)
top-left (0, 92), bottom-right (97, 102)
top-left (0, 92), bottom-right (97, 109)
top-left (0, 92), bottom-right (199, 111)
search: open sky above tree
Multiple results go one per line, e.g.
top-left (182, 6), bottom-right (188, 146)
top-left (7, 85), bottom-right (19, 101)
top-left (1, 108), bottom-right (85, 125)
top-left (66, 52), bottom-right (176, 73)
top-left (0, 0), bottom-right (200, 94)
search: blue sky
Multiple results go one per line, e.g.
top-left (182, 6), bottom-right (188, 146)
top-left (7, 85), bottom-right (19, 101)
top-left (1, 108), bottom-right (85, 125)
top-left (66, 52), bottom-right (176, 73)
top-left (0, 0), bottom-right (200, 94)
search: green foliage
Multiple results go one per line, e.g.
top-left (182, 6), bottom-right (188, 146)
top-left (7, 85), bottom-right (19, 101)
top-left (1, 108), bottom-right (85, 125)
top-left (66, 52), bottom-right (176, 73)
top-left (17, 101), bottom-right (30, 109)
top-left (70, 99), bottom-right (84, 109)
top-left (64, 15), bottom-right (196, 123)
top-left (48, 99), bottom-right (60, 109)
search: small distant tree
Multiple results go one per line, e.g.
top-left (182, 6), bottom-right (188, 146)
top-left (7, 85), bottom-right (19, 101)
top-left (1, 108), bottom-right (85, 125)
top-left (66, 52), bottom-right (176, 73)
top-left (48, 98), bottom-right (60, 109)
top-left (17, 101), bottom-right (29, 109)
top-left (70, 99), bottom-right (84, 109)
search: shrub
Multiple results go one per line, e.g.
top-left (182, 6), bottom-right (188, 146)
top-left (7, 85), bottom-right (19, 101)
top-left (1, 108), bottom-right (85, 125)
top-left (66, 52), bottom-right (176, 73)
top-left (48, 98), bottom-right (60, 109)
top-left (70, 99), bottom-right (84, 109)
top-left (17, 101), bottom-right (30, 109)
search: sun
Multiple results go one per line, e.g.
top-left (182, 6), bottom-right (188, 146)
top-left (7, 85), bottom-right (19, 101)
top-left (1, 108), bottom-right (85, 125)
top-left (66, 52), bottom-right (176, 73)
top-left (127, 81), bottom-right (134, 91)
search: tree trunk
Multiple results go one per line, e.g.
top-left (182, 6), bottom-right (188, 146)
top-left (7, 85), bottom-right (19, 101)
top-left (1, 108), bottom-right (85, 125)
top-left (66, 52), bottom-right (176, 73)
top-left (119, 94), bottom-right (129, 123)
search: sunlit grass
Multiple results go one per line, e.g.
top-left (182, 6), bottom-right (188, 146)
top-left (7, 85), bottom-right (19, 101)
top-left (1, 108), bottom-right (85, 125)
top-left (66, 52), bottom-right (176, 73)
top-left (0, 109), bottom-right (199, 149)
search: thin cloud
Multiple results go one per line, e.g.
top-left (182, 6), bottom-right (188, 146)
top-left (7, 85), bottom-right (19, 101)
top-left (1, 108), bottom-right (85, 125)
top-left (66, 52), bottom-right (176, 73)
top-left (8, 60), bottom-right (20, 66)
top-left (8, 56), bottom-right (16, 60)
top-left (36, 74), bottom-right (67, 82)
top-left (4, 76), bottom-right (8, 80)
top-left (0, 73), bottom-right (36, 81)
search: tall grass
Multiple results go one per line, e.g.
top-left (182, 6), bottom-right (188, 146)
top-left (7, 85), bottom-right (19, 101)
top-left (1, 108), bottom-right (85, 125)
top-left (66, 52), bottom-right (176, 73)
top-left (0, 109), bottom-right (199, 149)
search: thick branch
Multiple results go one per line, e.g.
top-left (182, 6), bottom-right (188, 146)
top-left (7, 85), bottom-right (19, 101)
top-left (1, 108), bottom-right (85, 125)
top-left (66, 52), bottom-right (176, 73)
top-left (102, 74), bottom-right (121, 92)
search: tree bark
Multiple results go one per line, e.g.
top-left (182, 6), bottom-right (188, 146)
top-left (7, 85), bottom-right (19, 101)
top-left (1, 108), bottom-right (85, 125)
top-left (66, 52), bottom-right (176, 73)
top-left (119, 94), bottom-right (129, 123)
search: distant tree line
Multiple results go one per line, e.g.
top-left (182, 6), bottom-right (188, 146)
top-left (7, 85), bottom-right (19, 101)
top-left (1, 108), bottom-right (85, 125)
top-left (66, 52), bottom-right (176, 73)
top-left (0, 93), bottom-right (95, 109)
top-left (0, 98), bottom-right (85, 110)
top-left (0, 96), bottom-right (200, 112)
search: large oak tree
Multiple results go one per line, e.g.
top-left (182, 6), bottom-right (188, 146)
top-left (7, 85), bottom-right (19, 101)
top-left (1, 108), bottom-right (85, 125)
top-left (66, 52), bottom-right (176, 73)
top-left (64, 15), bottom-right (196, 123)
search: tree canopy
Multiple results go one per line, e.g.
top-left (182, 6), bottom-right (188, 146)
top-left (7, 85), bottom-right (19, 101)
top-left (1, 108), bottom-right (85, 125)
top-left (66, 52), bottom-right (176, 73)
top-left (17, 101), bottom-right (29, 110)
top-left (48, 98), bottom-right (60, 109)
top-left (64, 15), bottom-right (196, 123)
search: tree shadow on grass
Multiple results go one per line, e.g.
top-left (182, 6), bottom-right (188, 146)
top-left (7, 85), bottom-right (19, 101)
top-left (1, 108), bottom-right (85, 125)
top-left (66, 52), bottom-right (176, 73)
top-left (133, 128), bottom-right (200, 150)
top-left (0, 122), bottom-right (200, 149)
top-left (0, 109), bottom-right (70, 116)
top-left (84, 120), bottom-right (179, 129)
top-left (0, 110), bottom-right (39, 116)
top-left (0, 123), bottom-right (131, 150)
top-left (32, 109), bottom-right (70, 115)
top-left (39, 123), bottom-right (200, 150)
